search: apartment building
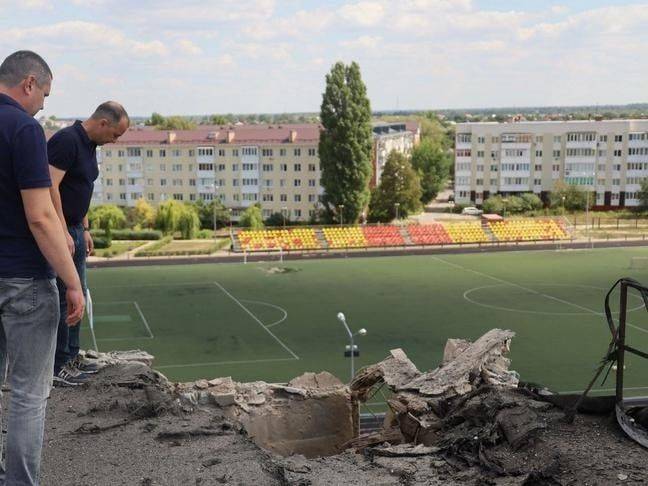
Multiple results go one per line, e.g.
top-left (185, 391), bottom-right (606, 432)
top-left (371, 121), bottom-right (420, 186)
top-left (93, 121), bottom-right (420, 220)
top-left (95, 124), bottom-right (323, 221)
top-left (454, 119), bottom-right (648, 208)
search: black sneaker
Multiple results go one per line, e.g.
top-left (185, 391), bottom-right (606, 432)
top-left (53, 365), bottom-right (91, 387)
top-left (70, 356), bottom-right (101, 374)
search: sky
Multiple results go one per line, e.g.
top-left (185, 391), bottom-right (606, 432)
top-left (0, 0), bottom-right (646, 117)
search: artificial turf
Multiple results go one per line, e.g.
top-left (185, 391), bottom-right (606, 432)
top-left (82, 246), bottom-right (648, 396)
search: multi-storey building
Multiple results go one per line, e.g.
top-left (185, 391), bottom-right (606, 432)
top-left (454, 120), bottom-right (648, 209)
top-left (96, 124), bottom-right (322, 221)
top-left (371, 122), bottom-right (420, 186)
top-left (94, 121), bottom-right (420, 221)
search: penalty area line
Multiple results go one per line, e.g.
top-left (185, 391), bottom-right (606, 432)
top-left (213, 281), bottom-right (300, 360)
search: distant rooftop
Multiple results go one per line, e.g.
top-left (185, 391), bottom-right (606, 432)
top-left (108, 121), bottom-right (419, 146)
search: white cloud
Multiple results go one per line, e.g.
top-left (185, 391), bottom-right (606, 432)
top-left (340, 35), bottom-right (382, 50)
top-left (338, 1), bottom-right (386, 26)
top-left (176, 39), bottom-right (202, 56)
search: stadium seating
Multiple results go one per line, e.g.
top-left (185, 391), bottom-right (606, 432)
top-left (444, 222), bottom-right (490, 243)
top-left (322, 227), bottom-right (368, 248)
top-left (238, 228), bottom-right (321, 251)
top-left (488, 219), bottom-right (568, 242)
top-left (362, 226), bottom-right (405, 246)
top-left (407, 224), bottom-right (453, 245)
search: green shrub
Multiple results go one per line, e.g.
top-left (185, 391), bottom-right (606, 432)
top-left (134, 236), bottom-right (172, 257)
top-left (196, 229), bottom-right (214, 239)
top-left (93, 236), bottom-right (112, 249)
top-left (110, 229), bottom-right (162, 240)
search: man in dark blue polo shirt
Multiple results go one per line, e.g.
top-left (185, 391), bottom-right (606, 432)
top-left (0, 51), bottom-right (84, 485)
top-left (48, 102), bottom-right (129, 386)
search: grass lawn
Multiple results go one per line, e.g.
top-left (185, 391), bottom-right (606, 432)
top-left (93, 241), bottom-right (147, 258)
top-left (82, 246), bottom-right (648, 397)
top-left (160, 239), bottom-right (228, 252)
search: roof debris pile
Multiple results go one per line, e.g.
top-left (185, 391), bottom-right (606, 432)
top-left (34, 335), bottom-right (648, 485)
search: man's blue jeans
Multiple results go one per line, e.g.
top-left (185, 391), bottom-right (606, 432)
top-left (54, 223), bottom-right (86, 374)
top-left (0, 277), bottom-right (59, 485)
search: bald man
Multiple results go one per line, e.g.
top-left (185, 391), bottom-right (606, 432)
top-left (48, 101), bottom-right (129, 386)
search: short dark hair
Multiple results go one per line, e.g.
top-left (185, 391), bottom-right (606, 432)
top-left (0, 50), bottom-right (52, 87)
top-left (91, 101), bottom-right (130, 126)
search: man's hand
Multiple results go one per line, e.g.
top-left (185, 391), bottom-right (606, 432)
top-left (65, 288), bottom-right (85, 326)
top-left (66, 231), bottom-right (75, 255)
top-left (84, 230), bottom-right (94, 255)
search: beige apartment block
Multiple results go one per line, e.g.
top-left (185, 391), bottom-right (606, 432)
top-left (95, 124), bottom-right (322, 221)
top-left (454, 119), bottom-right (648, 209)
top-left (93, 122), bottom-right (420, 221)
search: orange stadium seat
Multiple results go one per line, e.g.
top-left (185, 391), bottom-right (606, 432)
top-left (362, 226), bottom-right (405, 247)
top-left (406, 224), bottom-right (453, 245)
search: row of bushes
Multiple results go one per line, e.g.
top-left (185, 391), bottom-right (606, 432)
top-left (135, 248), bottom-right (217, 257)
top-left (133, 236), bottom-right (172, 257)
top-left (90, 229), bottom-right (162, 240)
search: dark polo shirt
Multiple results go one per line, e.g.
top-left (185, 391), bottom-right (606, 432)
top-left (0, 93), bottom-right (53, 278)
top-left (47, 120), bottom-right (98, 226)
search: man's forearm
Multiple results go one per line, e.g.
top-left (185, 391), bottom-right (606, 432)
top-left (49, 186), bottom-right (68, 231)
top-left (29, 208), bottom-right (81, 290)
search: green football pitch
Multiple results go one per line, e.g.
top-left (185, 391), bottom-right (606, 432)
top-left (82, 246), bottom-right (648, 396)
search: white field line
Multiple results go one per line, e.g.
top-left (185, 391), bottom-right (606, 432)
top-left (133, 301), bottom-right (154, 338)
top-left (240, 299), bottom-right (288, 329)
top-left (213, 281), bottom-right (300, 360)
top-left (156, 357), bottom-right (297, 370)
top-left (432, 256), bottom-right (648, 335)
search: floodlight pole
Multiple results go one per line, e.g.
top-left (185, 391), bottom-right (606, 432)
top-left (339, 314), bottom-right (355, 379)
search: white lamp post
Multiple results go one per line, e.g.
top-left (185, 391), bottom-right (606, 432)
top-left (337, 312), bottom-right (367, 380)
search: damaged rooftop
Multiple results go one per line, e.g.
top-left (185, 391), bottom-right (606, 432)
top-left (34, 327), bottom-right (648, 485)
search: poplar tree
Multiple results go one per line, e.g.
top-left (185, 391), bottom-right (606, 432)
top-left (319, 61), bottom-right (373, 223)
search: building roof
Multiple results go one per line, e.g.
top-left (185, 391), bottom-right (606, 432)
top-left (110, 123), bottom-right (323, 146)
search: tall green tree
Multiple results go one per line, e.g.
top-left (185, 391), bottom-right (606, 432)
top-left (239, 205), bottom-right (264, 229)
top-left (155, 200), bottom-right (183, 234)
top-left (368, 151), bottom-right (422, 223)
top-left (410, 139), bottom-right (451, 204)
top-left (210, 114), bottom-right (229, 125)
top-left (88, 205), bottom-right (126, 238)
top-left (550, 181), bottom-right (590, 211)
top-left (319, 61), bottom-right (373, 224)
top-left (176, 205), bottom-right (201, 239)
top-left (190, 199), bottom-right (228, 229)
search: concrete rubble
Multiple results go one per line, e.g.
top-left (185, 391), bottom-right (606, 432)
top-left (33, 331), bottom-right (648, 485)
top-left (174, 370), bottom-right (355, 458)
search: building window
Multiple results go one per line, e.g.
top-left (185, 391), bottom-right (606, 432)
top-left (308, 179), bottom-right (316, 187)
top-left (294, 194), bottom-right (301, 202)
top-left (294, 148), bottom-right (301, 156)
top-left (476, 151), bottom-right (484, 158)
top-left (535, 150), bottom-right (543, 157)
top-left (218, 149), bottom-right (225, 156)
top-left (262, 148), bottom-right (273, 156)
top-left (198, 163), bottom-right (213, 171)
top-left (614, 135), bottom-right (623, 142)
top-left (198, 148), bottom-right (214, 156)
top-left (280, 164), bottom-right (288, 172)
top-left (280, 194), bottom-right (287, 202)
top-left (117, 150), bottom-right (125, 157)
top-left (294, 179), bottom-right (301, 187)
top-left (145, 150), bottom-right (153, 157)
top-left (159, 149), bottom-right (166, 157)
top-left (232, 149), bottom-right (239, 156)
top-left (280, 148), bottom-right (286, 156)
top-left (308, 148), bottom-right (316, 156)
top-left (160, 179), bottom-right (167, 186)
top-left (189, 150), bottom-right (195, 157)
top-left (172, 164), bottom-right (182, 171)
top-left (232, 164), bottom-right (239, 171)
top-left (294, 163), bottom-right (301, 171)
top-left (457, 133), bottom-right (471, 143)
top-left (172, 149), bottom-right (181, 157)
top-left (262, 164), bottom-right (273, 171)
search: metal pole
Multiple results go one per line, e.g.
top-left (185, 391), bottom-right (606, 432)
top-left (616, 282), bottom-right (628, 404)
top-left (350, 334), bottom-right (355, 380)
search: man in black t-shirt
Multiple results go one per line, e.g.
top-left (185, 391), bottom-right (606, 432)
top-left (0, 50), bottom-right (84, 486)
top-left (48, 102), bottom-right (129, 386)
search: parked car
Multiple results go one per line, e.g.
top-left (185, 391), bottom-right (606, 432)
top-left (461, 206), bottom-right (483, 216)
